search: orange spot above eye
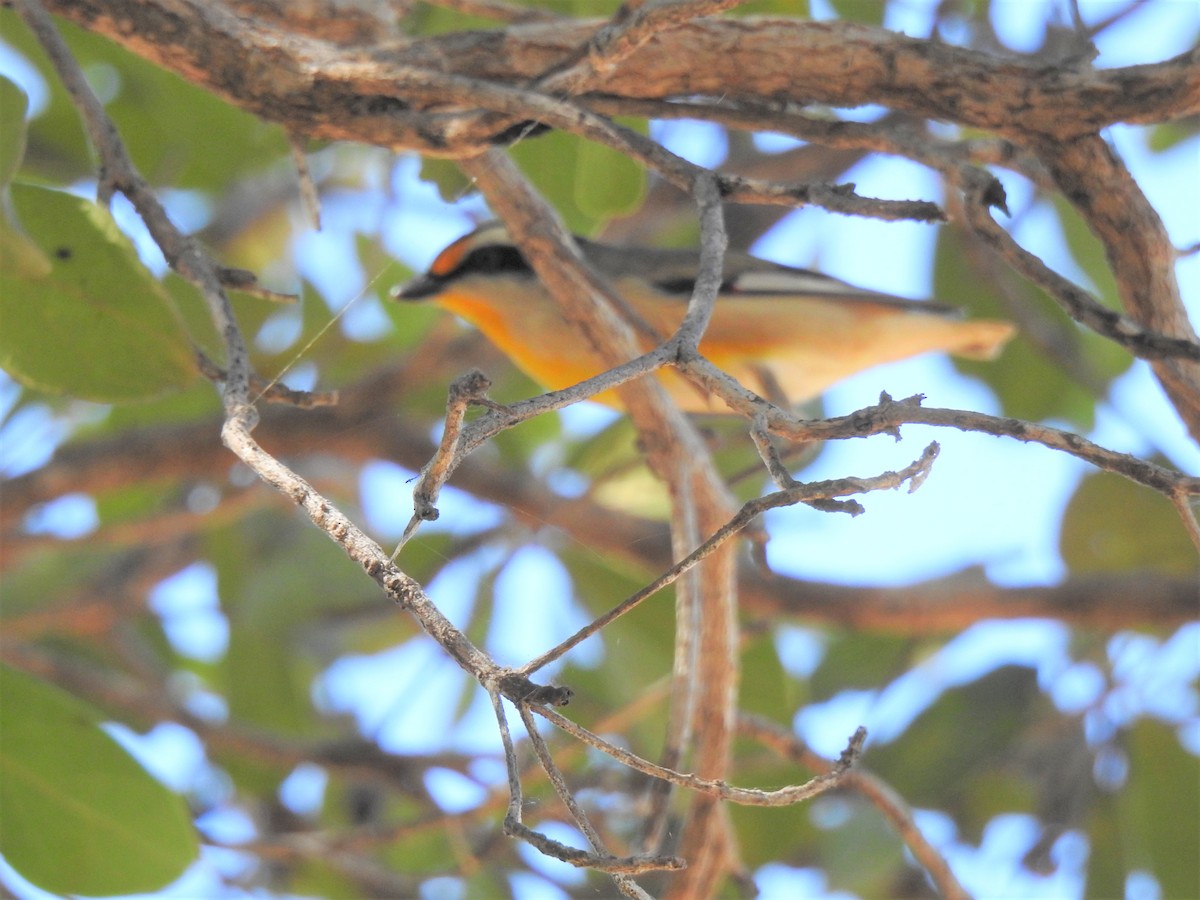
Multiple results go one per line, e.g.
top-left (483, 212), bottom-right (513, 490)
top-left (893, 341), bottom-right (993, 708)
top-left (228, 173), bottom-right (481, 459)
top-left (428, 234), bottom-right (474, 278)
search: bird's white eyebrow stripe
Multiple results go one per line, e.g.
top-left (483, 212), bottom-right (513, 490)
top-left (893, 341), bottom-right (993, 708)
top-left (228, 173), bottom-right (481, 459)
top-left (729, 270), bottom-right (877, 295)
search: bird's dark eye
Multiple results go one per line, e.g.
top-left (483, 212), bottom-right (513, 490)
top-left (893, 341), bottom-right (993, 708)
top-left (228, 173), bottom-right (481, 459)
top-left (461, 245), bottom-right (530, 276)
top-left (653, 278), bottom-right (695, 294)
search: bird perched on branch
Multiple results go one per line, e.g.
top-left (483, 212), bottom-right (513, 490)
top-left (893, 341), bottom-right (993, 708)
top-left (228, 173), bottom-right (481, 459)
top-left (392, 222), bottom-right (1015, 412)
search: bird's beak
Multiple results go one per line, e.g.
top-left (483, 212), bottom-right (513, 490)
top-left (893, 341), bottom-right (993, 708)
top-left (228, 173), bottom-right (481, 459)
top-left (390, 274), bottom-right (441, 301)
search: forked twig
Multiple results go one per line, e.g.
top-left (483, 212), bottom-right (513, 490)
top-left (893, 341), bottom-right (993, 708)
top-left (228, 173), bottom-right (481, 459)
top-left (517, 443), bottom-right (939, 676)
top-left (534, 703), bottom-right (866, 806)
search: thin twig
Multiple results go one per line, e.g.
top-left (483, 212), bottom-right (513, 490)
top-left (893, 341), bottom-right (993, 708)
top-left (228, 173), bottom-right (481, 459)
top-left (959, 169), bottom-right (1200, 362)
top-left (514, 705), bottom-right (674, 890)
top-left (394, 370), bottom-right (493, 556)
top-left (420, 347), bottom-right (675, 494)
top-left (486, 684), bottom-right (524, 827)
top-left (740, 714), bottom-right (969, 900)
top-left (534, 704), bottom-right (865, 807)
top-left (770, 394), bottom-right (1198, 499)
top-left (750, 413), bottom-right (800, 489)
top-left (670, 172), bottom-right (727, 356)
top-left (517, 443), bottom-right (939, 676)
top-left (197, 353), bottom-right (339, 408)
top-left (290, 137), bottom-right (321, 231)
top-left (1168, 489), bottom-right (1200, 554)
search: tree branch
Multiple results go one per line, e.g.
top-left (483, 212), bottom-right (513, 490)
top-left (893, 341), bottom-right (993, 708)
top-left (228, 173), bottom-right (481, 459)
top-left (39, 3), bottom-right (1200, 147)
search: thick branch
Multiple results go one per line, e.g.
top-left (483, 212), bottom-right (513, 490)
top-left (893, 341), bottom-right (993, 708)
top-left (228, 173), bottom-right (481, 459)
top-left (1036, 136), bottom-right (1200, 441)
top-left (38, 2), bottom-right (1200, 150)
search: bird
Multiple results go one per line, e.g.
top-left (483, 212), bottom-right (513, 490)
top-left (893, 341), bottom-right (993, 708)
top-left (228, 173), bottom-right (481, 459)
top-left (391, 221), bottom-right (1015, 412)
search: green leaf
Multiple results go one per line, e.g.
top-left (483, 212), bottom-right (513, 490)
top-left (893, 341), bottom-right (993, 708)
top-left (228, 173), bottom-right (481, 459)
top-left (417, 158), bottom-right (475, 202)
top-left (933, 226), bottom-right (1126, 429)
top-left (0, 75), bottom-right (28, 189)
top-left (729, 0), bottom-right (810, 15)
top-left (1123, 719), bottom-right (1199, 900)
top-left (865, 664), bottom-right (1043, 835)
top-left (573, 119), bottom-right (647, 222)
top-left (1083, 791), bottom-right (1127, 900)
top-left (0, 215), bottom-right (51, 281)
top-left (810, 632), bottom-right (915, 698)
top-left (0, 665), bottom-right (198, 896)
top-left (740, 633), bottom-right (803, 719)
top-left (826, 0), bottom-right (885, 25)
top-left (1146, 121), bottom-right (1200, 153)
top-left (404, 0), bottom-right (619, 34)
top-left (1060, 471), bottom-right (1197, 575)
top-left (509, 128), bottom-right (646, 234)
top-left (818, 798), bottom-right (910, 895)
top-left (0, 183), bottom-right (197, 401)
top-left (509, 131), bottom-right (586, 230)
top-left (0, 11), bottom-right (285, 190)
top-left (1051, 195), bottom-right (1120, 309)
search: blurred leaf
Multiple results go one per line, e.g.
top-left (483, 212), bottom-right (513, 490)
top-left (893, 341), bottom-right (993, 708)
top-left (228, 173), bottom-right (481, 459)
top-left (0, 11), bottom-right (286, 188)
top-left (0, 665), bottom-right (198, 896)
top-left (817, 797), bottom-right (909, 895)
top-left (224, 625), bottom-right (318, 735)
top-left (0, 72), bottom-right (48, 283)
top-left (1146, 120), bottom-right (1200, 153)
top-left (866, 664), bottom-right (1043, 834)
top-left (510, 131), bottom-right (586, 230)
top-left (1085, 718), bottom-right (1200, 898)
top-left (405, 0), bottom-right (619, 33)
top-left (206, 518), bottom-right (371, 790)
top-left (826, 0), bottom-right (885, 25)
top-left (560, 545), bottom-right (675, 738)
top-left (491, 398), bottom-right (563, 465)
top-left (730, 0), bottom-right (811, 14)
top-left (934, 226), bottom-right (1127, 429)
top-left (218, 622), bottom-right (324, 793)
top-left (0, 74), bottom-right (28, 188)
top-left (403, 2), bottom-right (504, 35)
top-left (0, 215), bottom-right (51, 279)
top-left (961, 767), bottom-right (1038, 834)
top-left (0, 183), bottom-right (196, 401)
top-left (0, 9), bottom-right (90, 181)
top-left (509, 128), bottom-right (646, 234)
top-left (1084, 790), bottom-right (1127, 900)
top-left (741, 633), bottom-right (803, 719)
top-left (565, 416), bottom-right (639, 478)
top-left (573, 119), bottom-right (647, 222)
top-left (224, 516), bottom-right (371, 631)
top-left (810, 632), bottom-right (914, 698)
top-left (566, 417), bottom-right (674, 517)
top-left (1060, 471), bottom-right (1197, 576)
top-left (167, 275), bottom-right (315, 377)
top-left (93, 479), bottom-right (180, 527)
top-left (417, 158), bottom-right (475, 202)
top-left (729, 790), bottom-right (818, 869)
top-left (1051, 195), bottom-right (1119, 309)
top-left (217, 197), bottom-right (296, 276)
top-left (381, 824), bottom-right (464, 876)
top-left (1122, 718), bottom-right (1199, 900)
top-left (592, 461), bottom-right (671, 518)
top-left (88, 378), bottom-right (221, 436)
top-left (288, 859), bottom-right (364, 900)
top-left (162, 272), bottom-right (224, 358)
top-left (560, 0), bottom-right (624, 15)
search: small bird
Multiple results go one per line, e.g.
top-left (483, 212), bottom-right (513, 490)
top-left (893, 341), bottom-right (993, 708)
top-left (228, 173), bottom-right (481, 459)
top-left (392, 222), bottom-right (1015, 412)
